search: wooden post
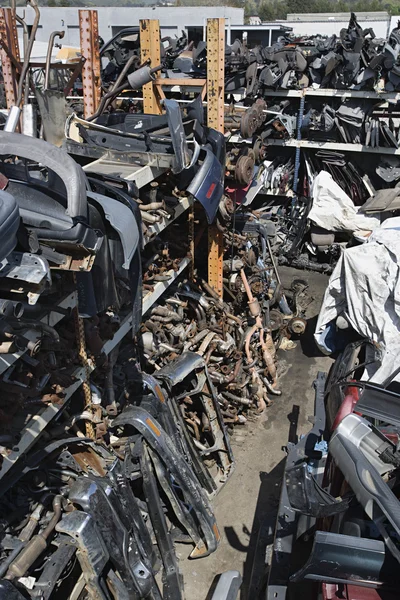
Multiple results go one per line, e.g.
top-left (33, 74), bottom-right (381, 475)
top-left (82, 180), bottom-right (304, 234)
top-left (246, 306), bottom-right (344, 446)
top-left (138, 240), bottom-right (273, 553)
top-left (0, 8), bottom-right (20, 109)
top-left (79, 10), bottom-right (101, 119)
top-left (140, 19), bottom-right (162, 115)
top-left (207, 18), bottom-right (225, 298)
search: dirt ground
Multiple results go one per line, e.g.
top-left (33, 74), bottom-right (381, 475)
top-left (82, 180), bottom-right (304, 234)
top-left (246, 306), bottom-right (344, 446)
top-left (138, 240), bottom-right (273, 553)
top-left (178, 267), bottom-right (334, 600)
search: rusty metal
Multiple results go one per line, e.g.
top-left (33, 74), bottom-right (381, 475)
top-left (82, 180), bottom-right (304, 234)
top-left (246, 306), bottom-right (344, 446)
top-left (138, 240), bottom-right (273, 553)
top-left (79, 9), bottom-right (101, 119)
top-left (140, 19), bottom-right (162, 115)
top-left (235, 154), bottom-right (255, 186)
top-left (207, 18), bottom-right (224, 300)
top-left (206, 18), bottom-right (224, 133)
top-left (240, 99), bottom-right (267, 138)
top-left (44, 30), bottom-right (65, 90)
top-left (72, 283), bottom-right (94, 439)
top-left (0, 8), bottom-right (19, 109)
top-left (63, 57), bottom-right (86, 96)
top-left (15, 0), bottom-right (39, 109)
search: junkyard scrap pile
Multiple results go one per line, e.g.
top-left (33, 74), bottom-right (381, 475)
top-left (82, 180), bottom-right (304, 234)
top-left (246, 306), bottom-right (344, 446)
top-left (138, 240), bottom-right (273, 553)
top-left (1, 5), bottom-right (400, 600)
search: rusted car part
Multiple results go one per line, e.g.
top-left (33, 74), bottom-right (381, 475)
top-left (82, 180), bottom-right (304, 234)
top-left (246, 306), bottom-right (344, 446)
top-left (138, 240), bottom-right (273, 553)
top-left (139, 270), bottom-right (290, 423)
top-left (139, 211), bottom-right (307, 423)
top-left (0, 437), bottom-right (164, 599)
top-left (35, 30), bottom-right (67, 146)
top-left (240, 99), bottom-right (266, 139)
top-left (266, 372), bottom-right (327, 600)
top-left (0, 133), bottom-right (143, 332)
top-left (226, 147), bottom-right (255, 186)
top-left (113, 405), bottom-right (220, 559)
top-left (154, 351), bottom-right (235, 495)
top-left (0, 373), bottom-right (223, 600)
top-left (65, 98), bottom-right (225, 224)
top-left (142, 224), bottom-right (189, 292)
top-left (4, 0), bottom-right (40, 133)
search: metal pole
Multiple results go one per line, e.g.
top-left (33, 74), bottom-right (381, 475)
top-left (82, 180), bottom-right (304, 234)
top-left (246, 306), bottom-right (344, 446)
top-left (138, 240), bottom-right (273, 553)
top-left (140, 19), bottom-right (162, 115)
top-left (207, 18), bottom-right (225, 299)
top-left (79, 10), bottom-right (101, 119)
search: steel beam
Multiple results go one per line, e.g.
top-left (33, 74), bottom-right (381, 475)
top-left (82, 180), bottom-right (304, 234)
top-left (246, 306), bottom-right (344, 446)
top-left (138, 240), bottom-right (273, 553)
top-left (140, 19), bottom-right (162, 115)
top-left (79, 9), bottom-right (101, 119)
top-left (207, 18), bottom-right (225, 298)
top-left (0, 8), bottom-right (20, 109)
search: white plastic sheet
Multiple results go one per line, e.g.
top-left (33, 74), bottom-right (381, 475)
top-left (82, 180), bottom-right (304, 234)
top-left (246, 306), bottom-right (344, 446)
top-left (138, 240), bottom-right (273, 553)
top-left (309, 171), bottom-right (380, 233)
top-left (315, 217), bottom-right (400, 383)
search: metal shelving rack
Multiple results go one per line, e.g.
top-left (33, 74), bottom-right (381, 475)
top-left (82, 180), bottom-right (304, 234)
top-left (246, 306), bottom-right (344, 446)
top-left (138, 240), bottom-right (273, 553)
top-left (227, 86), bottom-right (400, 196)
top-left (0, 11), bottom-right (206, 483)
top-left (0, 254), bottom-right (192, 483)
top-left (263, 88), bottom-right (400, 100)
top-left (0, 11), bottom-right (228, 485)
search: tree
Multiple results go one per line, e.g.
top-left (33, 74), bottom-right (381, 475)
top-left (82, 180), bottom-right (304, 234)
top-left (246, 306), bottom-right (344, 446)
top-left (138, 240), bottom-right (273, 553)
top-left (286, 0), bottom-right (318, 13)
top-left (273, 1), bottom-right (287, 18)
top-left (259, 2), bottom-right (275, 21)
top-left (244, 0), bottom-right (257, 22)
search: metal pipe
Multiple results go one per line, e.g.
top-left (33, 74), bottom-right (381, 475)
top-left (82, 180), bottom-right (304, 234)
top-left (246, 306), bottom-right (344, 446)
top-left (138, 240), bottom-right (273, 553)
top-left (19, 494), bottom-right (51, 543)
top-left (41, 495), bottom-right (62, 539)
top-left (44, 31), bottom-right (65, 90)
top-left (222, 391), bottom-right (251, 406)
top-left (6, 495), bottom-right (62, 580)
top-left (259, 327), bottom-right (277, 386)
top-left (140, 212), bottom-right (163, 223)
top-left (16, 0), bottom-right (40, 108)
top-left (261, 376), bottom-right (282, 396)
top-left (0, 542), bottom-right (24, 578)
top-left (9, 320), bottom-right (60, 343)
top-left (139, 201), bottom-right (165, 212)
top-left (189, 329), bottom-right (210, 346)
top-left (197, 331), bottom-right (217, 356)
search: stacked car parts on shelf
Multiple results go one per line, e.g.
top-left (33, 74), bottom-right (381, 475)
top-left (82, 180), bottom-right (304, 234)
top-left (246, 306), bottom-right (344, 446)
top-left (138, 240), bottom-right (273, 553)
top-left (223, 17), bottom-right (400, 276)
top-left (6, 6), bottom-right (400, 600)
top-left (0, 119), bottom-right (234, 598)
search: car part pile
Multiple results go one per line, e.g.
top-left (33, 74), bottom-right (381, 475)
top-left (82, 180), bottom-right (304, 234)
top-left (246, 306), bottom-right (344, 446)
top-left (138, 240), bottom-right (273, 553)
top-left (267, 342), bottom-right (400, 600)
top-left (7, 6), bottom-right (400, 599)
top-left (98, 15), bottom-right (400, 94)
top-left (0, 396), bottom-right (222, 600)
top-left (140, 208), bottom-right (310, 423)
top-left (0, 123), bottom-right (234, 598)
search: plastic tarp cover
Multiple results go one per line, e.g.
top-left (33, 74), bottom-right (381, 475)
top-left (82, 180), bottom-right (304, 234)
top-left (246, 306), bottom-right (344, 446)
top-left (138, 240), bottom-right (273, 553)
top-left (309, 171), bottom-right (380, 233)
top-left (315, 217), bottom-right (400, 383)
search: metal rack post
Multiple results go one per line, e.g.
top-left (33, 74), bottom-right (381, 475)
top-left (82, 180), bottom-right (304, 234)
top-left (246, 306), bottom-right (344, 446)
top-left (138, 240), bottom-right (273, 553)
top-left (292, 94), bottom-right (305, 195)
top-left (140, 19), bottom-right (163, 115)
top-left (0, 8), bottom-right (20, 109)
top-left (79, 9), bottom-right (101, 119)
top-left (207, 17), bottom-right (225, 299)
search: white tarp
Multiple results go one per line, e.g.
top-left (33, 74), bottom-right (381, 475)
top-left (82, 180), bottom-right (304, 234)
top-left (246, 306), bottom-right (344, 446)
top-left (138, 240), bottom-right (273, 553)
top-left (309, 171), bottom-right (380, 233)
top-left (315, 217), bottom-right (400, 383)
